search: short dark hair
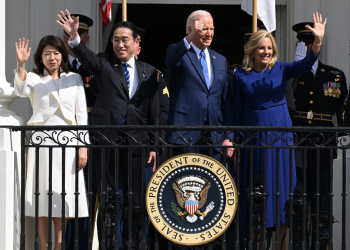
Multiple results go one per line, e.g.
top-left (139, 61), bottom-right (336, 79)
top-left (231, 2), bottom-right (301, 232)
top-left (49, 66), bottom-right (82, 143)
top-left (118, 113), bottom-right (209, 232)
top-left (33, 35), bottom-right (69, 76)
top-left (110, 21), bottom-right (137, 40)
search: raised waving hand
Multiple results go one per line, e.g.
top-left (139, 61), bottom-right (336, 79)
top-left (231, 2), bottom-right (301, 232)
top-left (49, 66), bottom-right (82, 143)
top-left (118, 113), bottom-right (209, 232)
top-left (306, 12), bottom-right (327, 55)
top-left (15, 38), bottom-right (31, 81)
top-left (56, 9), bottom-right (79, 39)
top-left (16, 38), bottom-right (31, 65)
top-left (306, 12), bottom-right (327, 40)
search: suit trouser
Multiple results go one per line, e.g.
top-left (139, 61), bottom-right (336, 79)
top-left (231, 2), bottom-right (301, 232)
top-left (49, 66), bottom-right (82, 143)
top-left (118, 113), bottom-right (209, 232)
top-left (93, 146), bottom-right (144, 248)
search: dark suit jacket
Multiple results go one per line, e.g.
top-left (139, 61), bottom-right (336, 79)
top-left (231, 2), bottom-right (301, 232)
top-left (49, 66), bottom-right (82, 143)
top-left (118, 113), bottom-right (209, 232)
top-left (72, 42), bottom-right (160, 153)
top-left (165, 40), bottom-right (234, 149)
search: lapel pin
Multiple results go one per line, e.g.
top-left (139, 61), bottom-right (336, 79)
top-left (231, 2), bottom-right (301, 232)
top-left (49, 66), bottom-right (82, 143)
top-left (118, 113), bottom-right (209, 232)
top-left (143, 70), bottom-right (147, 78)
top-left (213, 56), bottom-right (216, 59)
top-left (114, 64), bottom-right (118, 67)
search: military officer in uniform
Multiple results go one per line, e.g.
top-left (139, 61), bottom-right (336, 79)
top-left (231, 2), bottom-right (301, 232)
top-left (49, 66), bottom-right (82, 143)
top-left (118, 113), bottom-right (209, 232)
top-left (132, 26), bottom-right (171, 250)
top-left (134, 26), bottom-right (170, 167)
top-left (134, 27), bottom-right (169, 130)
top-left (63, 14), bottom-right (98, 115)
top-left (62, 14), bottom-right (97, 250)
top-left (291, 22), bottom-right (348, 249)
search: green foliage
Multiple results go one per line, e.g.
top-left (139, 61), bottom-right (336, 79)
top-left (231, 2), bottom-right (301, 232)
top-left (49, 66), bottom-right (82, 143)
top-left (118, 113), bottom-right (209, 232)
top-left (171, 202), bottom-right (182, 216)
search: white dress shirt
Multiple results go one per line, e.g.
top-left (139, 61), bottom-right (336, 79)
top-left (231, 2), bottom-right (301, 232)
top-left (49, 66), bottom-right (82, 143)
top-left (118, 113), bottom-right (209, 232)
top-left (68, 36), bottom-right (139, 98)
top-left (123, 56), bottom-right (139, 99)
top-left (183, 37), bottom-right (214, 87)
top-left (68, 54), bottom-right (81, 69)
top-left (311, 60), bottom-right (319, 77)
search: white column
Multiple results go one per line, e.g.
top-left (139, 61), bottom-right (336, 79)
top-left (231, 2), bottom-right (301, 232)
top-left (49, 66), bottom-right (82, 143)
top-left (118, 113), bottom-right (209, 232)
top-left (0, 0), bottom-right (25, 249)
top-left (0, 1), bottom-right (24, 126)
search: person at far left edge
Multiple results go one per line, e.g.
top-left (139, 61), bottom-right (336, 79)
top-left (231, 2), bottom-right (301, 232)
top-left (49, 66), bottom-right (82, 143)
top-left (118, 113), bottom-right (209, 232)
top-left (63, 14), bottom-right (98, 115)
top-left (62, 14), bottom-right (98, 250)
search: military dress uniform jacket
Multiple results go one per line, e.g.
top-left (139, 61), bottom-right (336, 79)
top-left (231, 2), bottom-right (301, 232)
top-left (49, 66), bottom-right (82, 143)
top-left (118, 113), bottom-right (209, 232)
top-left (157, 70), bottom-right (170, 125)
top-left (228, 64), bottom-right (240, 97)
top-left (293, 61), bottom-right (348, 168)
top-left (68, 61), bottom-right (98, 110)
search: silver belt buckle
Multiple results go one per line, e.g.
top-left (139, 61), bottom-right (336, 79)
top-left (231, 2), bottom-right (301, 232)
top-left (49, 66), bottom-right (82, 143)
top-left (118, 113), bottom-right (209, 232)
top-left (307, 111), bottom-right (314, 120)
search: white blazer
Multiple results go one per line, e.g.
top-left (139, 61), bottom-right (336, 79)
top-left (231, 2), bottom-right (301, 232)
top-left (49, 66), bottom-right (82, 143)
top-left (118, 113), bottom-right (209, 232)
top-left (14, 69), bottom-right (88, 144)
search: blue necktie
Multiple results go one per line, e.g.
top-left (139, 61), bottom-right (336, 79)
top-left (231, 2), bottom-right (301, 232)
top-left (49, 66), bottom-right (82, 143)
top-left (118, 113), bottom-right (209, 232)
top-left (200, 51), bottom-right (210, 89)
top-left (121, 63), bottom-right (130, 125)
top-left (122, 62), bottom-right (130, 93)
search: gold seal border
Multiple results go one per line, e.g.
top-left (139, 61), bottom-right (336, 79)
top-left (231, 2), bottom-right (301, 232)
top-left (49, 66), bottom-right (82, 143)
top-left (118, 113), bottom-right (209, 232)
top-left (146, 153), bottom-right (238, 246)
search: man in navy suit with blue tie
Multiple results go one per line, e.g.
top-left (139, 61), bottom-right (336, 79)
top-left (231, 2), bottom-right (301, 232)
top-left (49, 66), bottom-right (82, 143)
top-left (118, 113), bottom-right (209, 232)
top-left (165, 10), bottom-right (234, 161)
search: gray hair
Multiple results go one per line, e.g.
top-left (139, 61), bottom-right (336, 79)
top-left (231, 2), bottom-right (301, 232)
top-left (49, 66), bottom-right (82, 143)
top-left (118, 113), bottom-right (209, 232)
top-left (186, 10), bottom-right (212, 34)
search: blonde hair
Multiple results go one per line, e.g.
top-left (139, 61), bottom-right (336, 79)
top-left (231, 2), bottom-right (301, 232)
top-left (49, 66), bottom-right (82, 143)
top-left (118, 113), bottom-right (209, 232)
top-left (186, 10), bottom-right (211, 34)
top-left (242, 29), bottom-right (278, 72)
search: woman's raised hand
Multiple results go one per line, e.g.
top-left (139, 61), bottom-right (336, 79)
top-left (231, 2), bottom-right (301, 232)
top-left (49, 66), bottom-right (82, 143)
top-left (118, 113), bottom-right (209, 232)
top-left (56, 9), bottom-right (79, 39)
top-left (16, 38), bottom-right (31, 65)
top-left (306, 12), bottom-right (327, 40)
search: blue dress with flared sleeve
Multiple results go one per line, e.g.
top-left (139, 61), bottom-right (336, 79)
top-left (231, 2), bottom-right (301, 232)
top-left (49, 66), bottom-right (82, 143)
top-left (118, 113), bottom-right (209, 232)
top-left (233, 51), bottom-right (318, 229)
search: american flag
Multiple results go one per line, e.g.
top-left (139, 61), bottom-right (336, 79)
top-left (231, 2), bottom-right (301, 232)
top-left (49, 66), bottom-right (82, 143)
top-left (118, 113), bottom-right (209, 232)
top-left (101, 0), bottom-right (112, 26)
top-left (185, 200), bottom-right (198, 215)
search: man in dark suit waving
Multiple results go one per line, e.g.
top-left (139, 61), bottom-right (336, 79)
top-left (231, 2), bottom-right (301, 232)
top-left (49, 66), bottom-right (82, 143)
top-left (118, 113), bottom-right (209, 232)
top-left (57, 10), bottom-right (159, 249)
top-left (165, 10), bottom-right (234, 161)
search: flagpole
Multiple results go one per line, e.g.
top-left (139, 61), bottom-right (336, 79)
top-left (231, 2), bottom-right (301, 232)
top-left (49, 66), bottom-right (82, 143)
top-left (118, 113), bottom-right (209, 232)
top-left (252, 0), bottom-right (258, 33)
top-left (122, 0), bottom-right (127, 21)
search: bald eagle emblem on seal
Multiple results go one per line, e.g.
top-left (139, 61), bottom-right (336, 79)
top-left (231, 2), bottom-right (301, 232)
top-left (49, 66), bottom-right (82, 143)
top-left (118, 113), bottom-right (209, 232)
top-left (172, 176), bottom-right (215, 223)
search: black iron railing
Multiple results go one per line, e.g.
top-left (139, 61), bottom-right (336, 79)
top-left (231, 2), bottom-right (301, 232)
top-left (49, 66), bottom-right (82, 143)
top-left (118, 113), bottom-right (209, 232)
top-left (8, 125), bottom-right (350, 250)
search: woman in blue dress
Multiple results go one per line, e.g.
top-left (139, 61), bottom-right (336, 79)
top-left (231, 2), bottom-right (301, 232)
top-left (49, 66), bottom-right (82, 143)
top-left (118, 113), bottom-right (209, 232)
top-left (233, 13), bottom-right (327, 248)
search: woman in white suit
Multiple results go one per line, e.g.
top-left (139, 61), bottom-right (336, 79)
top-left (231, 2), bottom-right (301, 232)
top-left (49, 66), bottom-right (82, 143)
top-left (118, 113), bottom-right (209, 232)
top-left (14, 35), bottom-right (89, 250)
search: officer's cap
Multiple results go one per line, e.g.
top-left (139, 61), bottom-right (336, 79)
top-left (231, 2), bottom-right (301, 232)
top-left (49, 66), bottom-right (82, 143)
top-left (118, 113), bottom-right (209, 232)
top-left (292, 22), bottom-right (314, 43)
top-left (63, 14), bottom-right (93, 36)
top-left (135, 27), bottom-right (146, 40)
top-left (240, 24), bottom-right (269, 44)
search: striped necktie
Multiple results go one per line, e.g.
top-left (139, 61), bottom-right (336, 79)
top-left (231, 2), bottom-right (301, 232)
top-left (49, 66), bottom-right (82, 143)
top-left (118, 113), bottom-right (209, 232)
top-left (122, 62), bottom-right (130, 93)
top-left (121, 62), bottom-right (130, 125)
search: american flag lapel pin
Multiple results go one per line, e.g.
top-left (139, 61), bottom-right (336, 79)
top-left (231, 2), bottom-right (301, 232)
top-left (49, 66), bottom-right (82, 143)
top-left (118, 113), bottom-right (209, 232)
top-left (213, 56), bottom-right (216, 59)
top-left (143, 70), bottom-right (147, 78)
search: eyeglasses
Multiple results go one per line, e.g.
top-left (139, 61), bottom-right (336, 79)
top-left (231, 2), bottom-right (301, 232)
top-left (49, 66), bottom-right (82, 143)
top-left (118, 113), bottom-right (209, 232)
top-left (112, 38), bottom-right (135, 45)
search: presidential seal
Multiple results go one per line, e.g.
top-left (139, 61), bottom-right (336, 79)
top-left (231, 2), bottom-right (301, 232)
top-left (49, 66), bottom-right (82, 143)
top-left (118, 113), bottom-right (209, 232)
top-left (146, 154), bottom-right (238, 245)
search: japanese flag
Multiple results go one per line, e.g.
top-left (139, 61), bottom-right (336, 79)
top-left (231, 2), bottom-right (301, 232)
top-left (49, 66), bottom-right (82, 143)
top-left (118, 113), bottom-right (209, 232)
top-left (101, 0), bottom-right (112, 26)
top-left (241, 0), bottom-right (276, 32)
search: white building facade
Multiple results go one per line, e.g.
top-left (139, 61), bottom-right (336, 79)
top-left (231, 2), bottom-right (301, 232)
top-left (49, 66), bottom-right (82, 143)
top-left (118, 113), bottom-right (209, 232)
top-left (0, 0), bottom-right (349, 249)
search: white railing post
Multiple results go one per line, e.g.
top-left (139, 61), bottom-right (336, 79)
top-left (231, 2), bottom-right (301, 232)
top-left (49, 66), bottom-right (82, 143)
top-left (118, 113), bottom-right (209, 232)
top-left (0, 0), bottom-right (25, 249)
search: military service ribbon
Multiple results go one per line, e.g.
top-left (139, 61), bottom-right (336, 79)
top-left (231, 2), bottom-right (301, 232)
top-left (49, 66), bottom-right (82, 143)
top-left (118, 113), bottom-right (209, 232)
top-left (324, 82), bottom-right (341, 98)
top-left (85, 76), bottom-right (90, 88)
